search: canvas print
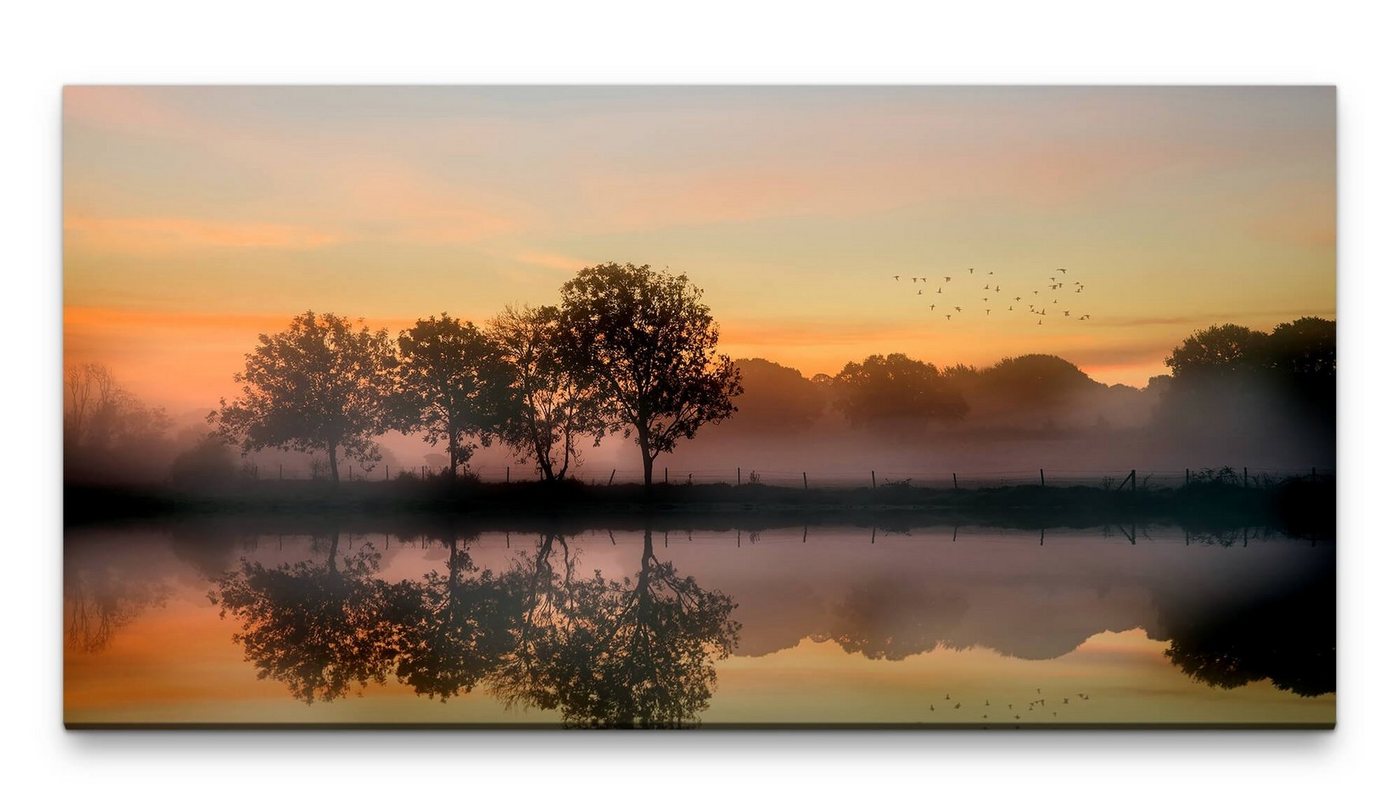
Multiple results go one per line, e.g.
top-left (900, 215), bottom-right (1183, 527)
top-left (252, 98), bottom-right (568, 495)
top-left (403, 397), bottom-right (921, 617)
top-left (63, 86), bottom-right (1335, 728)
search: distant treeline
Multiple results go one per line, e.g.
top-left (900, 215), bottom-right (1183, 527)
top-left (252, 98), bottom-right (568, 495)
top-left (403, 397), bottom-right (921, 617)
top-left (62, 261), bottom-right (1335, 489)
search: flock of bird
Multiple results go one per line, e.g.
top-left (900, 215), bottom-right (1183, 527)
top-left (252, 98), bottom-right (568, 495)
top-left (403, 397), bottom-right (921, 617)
top-left (926, 687), bottom-right (1094, 724)
top-left (892, 267), bottom-right (1091, 326)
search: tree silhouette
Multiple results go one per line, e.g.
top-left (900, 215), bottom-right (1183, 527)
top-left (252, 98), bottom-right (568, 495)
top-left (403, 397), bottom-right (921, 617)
top-left (210, 531), bottom-right (409, 703)
top-left (489, 305), bottom-right (605, 481)
top-left (64, 362), bottom-right (172, 481)
top-left (831, 353), bottom-right (968, 433)
top-left (392, 313), bottom-right (511, 477)
top-left (718, 358), bottom-right (827, 434)
top-left (558, 263), bottom-right (742, 489)
top-left (491, 530), bottom-right (740, 727)
top-left (211, 312), bottom-right (397, 485)
top-left (1164, 324), bottom-right (1270, 378)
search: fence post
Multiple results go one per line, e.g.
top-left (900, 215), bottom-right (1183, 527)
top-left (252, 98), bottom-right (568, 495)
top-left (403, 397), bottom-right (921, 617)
top-left (1130, 469), bottom-right (1136, 493)
top-left (871, 470), bottom-right (876, 490)
top-left (279, 463), bottom-right (283, 481)
top-left (953, 472), bottom-right (958, 490)
top-left (608, 469), bottom-right (616, 486)
top-left (1311, 466), bottom-right (1317, 482)
top-left (1185, 468), bottom-right (1189, 486)
top-left (664, 467), bottom-right (668, 484)
top-left (1243, 466), bottom-right (1248, 488)
top-left (385, 465), bottom-right (389, 481)
top-left (1040, 468), bottom-right (1045, 487)
top-left (802, 472), bottom-right (808, 490)
top-left (737, 467), bottom-right (741, 486)
top-left (506, 466), bottom-right (510, 484)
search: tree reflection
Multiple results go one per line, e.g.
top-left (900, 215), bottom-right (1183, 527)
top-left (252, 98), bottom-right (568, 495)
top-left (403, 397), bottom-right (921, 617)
top-left (65, 564), bottom-right (169, 654)
top-left (210, 528), bottom-right (741, 725)
top-left (1160, 563), bottom-right (1335, 697)
top-left (393, 538), bottom-right (519, 700)
top-left (210, 531), bottom-right (408, 703)
top-left (491, 530), bottom-right (740, 727)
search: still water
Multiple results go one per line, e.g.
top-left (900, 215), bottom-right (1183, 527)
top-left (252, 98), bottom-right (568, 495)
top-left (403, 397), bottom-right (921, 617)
top-left (64, 522), bottom-right (1334, 728)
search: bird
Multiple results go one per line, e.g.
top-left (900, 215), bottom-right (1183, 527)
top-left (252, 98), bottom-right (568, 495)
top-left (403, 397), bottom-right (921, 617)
top-left (918, 289), bottom-right (923, 295)
top-left (945, 694), bottom-right (951, 700)
top-left (1064, 311), bottom-right (1070, 316)
top-left (988, 271), bottom-right (995, 276)
top-left (985, 309), bottom-right (990, 315)
top-left (968, 268), bottom-right (974, 274)
top-left (1008, 306), bottom-right (1013, 311)
top-left (945, 315), bottom-right (952, 320)
top-left (984, 284), bottom-right (989, 290)
top-left (954, 703), bottom-right (961, 709)
top-left (944, 276), bottom-right (951, 282)
top-left (995, 286), bottom-right (1000, 292)
top-left (1015, 296), bottom-right (1021, 301)
top-left (954, 306), bottom-right (962, 312)
top-left (893, 275), bottom-right (900, 281)
top-left (1057, 268), bottom-right (1067, 274)
top-left (1033, 290), bottom-right (1039, 295)
top-left (1038, 319), bottom-right (1043, 325)
top-left (929, 304), bottom-right (936, 310)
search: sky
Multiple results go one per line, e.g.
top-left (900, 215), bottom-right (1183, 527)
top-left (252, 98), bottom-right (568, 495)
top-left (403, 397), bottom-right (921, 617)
top-left (63, 86), bottom-right (1335, 416)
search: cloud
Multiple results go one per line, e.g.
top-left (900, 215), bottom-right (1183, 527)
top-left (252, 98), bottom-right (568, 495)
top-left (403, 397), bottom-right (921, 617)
top-left (65, 216), bottom-right (341, 252)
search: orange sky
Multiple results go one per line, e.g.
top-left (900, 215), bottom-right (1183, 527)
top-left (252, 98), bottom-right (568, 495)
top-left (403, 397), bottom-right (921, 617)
top-left (63, 86), bottom-right (1335, 416)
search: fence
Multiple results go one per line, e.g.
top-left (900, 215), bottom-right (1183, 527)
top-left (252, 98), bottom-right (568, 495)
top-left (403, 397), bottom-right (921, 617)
top-left (235, 461), bottom-right (1333, 491)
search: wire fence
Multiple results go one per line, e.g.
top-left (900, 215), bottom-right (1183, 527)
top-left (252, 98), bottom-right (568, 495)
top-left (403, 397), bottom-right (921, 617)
top-left (235, 461), bottom-right (1333, 491)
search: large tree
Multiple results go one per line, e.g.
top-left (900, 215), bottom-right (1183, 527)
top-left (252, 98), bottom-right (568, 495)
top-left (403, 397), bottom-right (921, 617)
top-left (488, 305), bottom-right (605, 482)
top-left (211, 311), bottom-right (397, 485)
top-left (392, 313), bottom-right (511, 478)
top-left (557, 263), bottom-right (742, 488)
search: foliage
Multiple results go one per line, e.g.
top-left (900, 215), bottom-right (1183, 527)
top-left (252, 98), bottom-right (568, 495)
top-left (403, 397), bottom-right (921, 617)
top-left (488, 305), bottom-right (606, 481)
top-left (558, 263), bottom-right (742, 487)
top-left (831, 353), bottom-right (968, 431)
top-left (391, 313), bottom-right (511, 476)
top-left (211, 312), bottom-right (397, 484)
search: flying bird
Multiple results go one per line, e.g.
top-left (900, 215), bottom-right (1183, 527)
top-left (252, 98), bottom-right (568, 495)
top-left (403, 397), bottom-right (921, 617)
top-left (1057, 268), bottom-right (1067, 273)
top-left (893, 275), bottom-right (900, 281)
top-left (944, 276), bottom-right (951, 282)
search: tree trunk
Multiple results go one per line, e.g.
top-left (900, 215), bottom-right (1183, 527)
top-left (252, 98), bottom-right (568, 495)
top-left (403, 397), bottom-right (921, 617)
top-left (448, 432), bottom-right (459, 479)
top-left (328, 442), bottom-right (340, 486)
top-left (637, 421), bottom-right (653, 491)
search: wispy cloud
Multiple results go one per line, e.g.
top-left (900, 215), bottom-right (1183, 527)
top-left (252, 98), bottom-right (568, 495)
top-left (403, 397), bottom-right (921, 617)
top-left (65, 216), bottom-right (341, 252)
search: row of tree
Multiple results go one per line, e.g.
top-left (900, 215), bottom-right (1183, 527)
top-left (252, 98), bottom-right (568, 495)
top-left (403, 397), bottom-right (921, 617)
top-left (211, 263), bottom-right (742, 488)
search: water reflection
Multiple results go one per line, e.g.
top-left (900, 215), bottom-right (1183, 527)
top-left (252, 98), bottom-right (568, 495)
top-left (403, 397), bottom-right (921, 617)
top-left (67, 523), bottom-right (1334, 726)
top-left (209, 528), bottom-right (740, 727)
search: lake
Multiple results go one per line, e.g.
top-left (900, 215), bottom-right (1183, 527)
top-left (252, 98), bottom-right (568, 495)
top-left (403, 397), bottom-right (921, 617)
top-left (64, 520), bottom-right (1334, 728)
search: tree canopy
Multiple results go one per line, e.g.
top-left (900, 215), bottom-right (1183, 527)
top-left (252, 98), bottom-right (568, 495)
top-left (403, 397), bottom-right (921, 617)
top-left (211, 311), bottom-right (397, 484)
top-left (558, 263), bottom-right (742, 487)
top-left (392, 313), bottom-right (511, 476)
top-left (832, 353), bottom-right (968, 432)
top-left (488, 304), bottom-right (605, 481)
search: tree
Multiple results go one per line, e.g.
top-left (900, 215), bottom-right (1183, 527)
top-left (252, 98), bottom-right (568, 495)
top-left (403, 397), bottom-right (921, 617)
top-left (1164, 324), bottom-right (1270, 378)
top-left (211, 311), bottom-right (396, 485)
top-left (831, 353), bottom-right (968, 433)
top-left (718, 358), bottom-right (826, 434)
top-left (488, 305), bottom-right (605, 481)
top-left (64, 363), bottom-right (173, 474)
top-left (392, 314), bottom-right (510, 477)
top-left (558, 263), bottom-right (743, 489)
